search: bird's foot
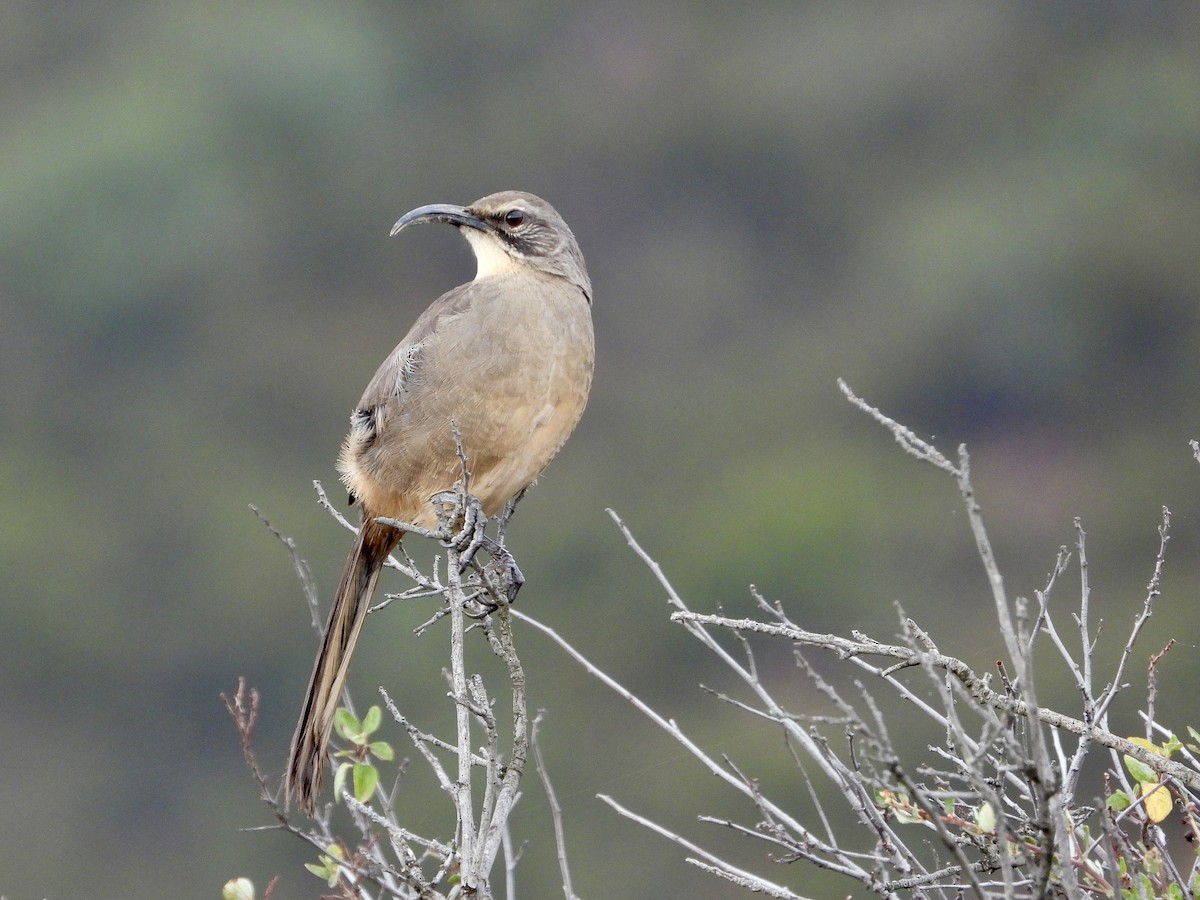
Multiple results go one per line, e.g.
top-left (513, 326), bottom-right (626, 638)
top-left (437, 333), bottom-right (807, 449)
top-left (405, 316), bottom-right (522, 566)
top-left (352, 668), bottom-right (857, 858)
top-left (433, 490), bottom-right (523, 608)
top-left (444, 495), bottom-right (487, 569)
top-left (461, 536), bottom-right (525, 617)
top-left (480, 535), bottom-right (524, 604)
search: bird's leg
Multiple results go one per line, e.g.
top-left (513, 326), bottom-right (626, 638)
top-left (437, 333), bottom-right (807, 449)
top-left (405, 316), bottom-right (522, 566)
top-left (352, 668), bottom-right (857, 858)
top-left (462, 547), bottom-right (524, 618)
top-left (431, 491), bottom-right (523, 605)
top-left (480, 535), bottom-right (525, 604)
top-left (446, 494), bottom-right (488, 570)
top-left (460, 535), bottom-right (525, 617)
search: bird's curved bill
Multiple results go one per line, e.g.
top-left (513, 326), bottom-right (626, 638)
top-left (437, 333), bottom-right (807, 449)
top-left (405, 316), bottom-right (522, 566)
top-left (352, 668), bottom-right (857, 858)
top-left (390, 204), bottom-right (489, 237)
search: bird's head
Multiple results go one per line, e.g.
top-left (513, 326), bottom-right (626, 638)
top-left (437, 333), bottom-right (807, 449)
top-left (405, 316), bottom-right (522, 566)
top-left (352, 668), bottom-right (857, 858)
top-left (391, 191), bottom-right (591, 302)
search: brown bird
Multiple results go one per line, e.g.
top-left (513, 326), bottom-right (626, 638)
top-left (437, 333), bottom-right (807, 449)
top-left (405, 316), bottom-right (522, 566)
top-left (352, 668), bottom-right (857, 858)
top-left (285, 191), bottom-right (594, 813)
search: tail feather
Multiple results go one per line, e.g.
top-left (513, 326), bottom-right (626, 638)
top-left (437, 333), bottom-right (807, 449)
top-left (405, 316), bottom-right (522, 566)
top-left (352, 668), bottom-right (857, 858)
top-left (285, 517), bottom-right (402, 813)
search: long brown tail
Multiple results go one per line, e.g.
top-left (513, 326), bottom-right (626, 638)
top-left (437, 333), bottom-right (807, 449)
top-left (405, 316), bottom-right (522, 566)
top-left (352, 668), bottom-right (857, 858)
top-left (285, 517), bottom-right (402, 813)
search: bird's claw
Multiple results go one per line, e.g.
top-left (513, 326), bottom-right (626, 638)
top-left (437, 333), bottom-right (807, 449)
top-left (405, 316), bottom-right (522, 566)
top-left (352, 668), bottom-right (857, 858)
top-left (481, 535), bottom-right (525, 604)
top-left (462, 538), bottom-right (524, 616)
top-left (445, 495), bottom-right (487, 569)
top-left (436, 492), bottom-right (524, 606)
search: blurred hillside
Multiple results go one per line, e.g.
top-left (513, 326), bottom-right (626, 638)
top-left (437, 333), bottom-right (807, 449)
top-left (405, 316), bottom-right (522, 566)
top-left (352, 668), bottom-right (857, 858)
top-left (2, 3), bottom-right (1199, 898)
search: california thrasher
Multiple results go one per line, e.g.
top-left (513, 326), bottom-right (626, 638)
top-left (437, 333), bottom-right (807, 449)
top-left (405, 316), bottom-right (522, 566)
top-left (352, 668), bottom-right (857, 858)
top-left (285, 191), bottom-right (594, 813)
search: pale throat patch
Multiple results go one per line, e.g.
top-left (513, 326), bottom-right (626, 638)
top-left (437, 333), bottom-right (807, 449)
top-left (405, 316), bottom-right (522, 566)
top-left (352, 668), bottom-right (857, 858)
top-left (462, 228), bottom-right (524, 280)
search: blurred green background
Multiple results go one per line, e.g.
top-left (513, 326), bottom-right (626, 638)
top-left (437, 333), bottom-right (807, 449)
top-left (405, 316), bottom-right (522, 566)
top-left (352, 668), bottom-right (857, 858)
top-left (3, 2), bottom-right (1199, 897)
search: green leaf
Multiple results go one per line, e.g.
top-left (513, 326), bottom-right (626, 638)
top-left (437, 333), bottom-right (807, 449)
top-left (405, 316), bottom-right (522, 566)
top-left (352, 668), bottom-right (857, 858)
top-left (1124, 754), bottom-right (1158, 785)
top-left (1107, 790), bottom-right (1132, 811)
top-left (333, 761), bottom-right (352, 800)
top-left (893, 805), bottom-right (925, 826)
top-left (369, 740), bottom-right (395, 761)
top-left (353, 762), bottom-right (378, 801)
top-left (1124, 738), bottom-right (1162, 784)
top-left (305, 851), bottom-right (341, 888)
top-left (361, 705), bottom-right (382, 734)
top-left (333, 708), bottom-right (360, 741)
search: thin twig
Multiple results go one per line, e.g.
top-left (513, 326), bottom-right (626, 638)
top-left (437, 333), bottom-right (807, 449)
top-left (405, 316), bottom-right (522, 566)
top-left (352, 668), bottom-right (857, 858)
top-left (671, 611), bottom-right (1200, 792)
top-left (531, 712), bottom-right (578, 900)
top-left (597, 794), bottom-right (812, 899)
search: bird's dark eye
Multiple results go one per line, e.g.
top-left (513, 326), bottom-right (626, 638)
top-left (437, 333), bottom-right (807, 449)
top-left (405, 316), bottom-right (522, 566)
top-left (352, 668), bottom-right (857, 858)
top-left (503, 209), bottom-right (526, 228)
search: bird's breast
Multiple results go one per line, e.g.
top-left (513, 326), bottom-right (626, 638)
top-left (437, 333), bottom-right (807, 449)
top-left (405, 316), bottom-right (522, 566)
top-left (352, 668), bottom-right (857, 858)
top-left (339, 275), bottom-right (594, 529)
